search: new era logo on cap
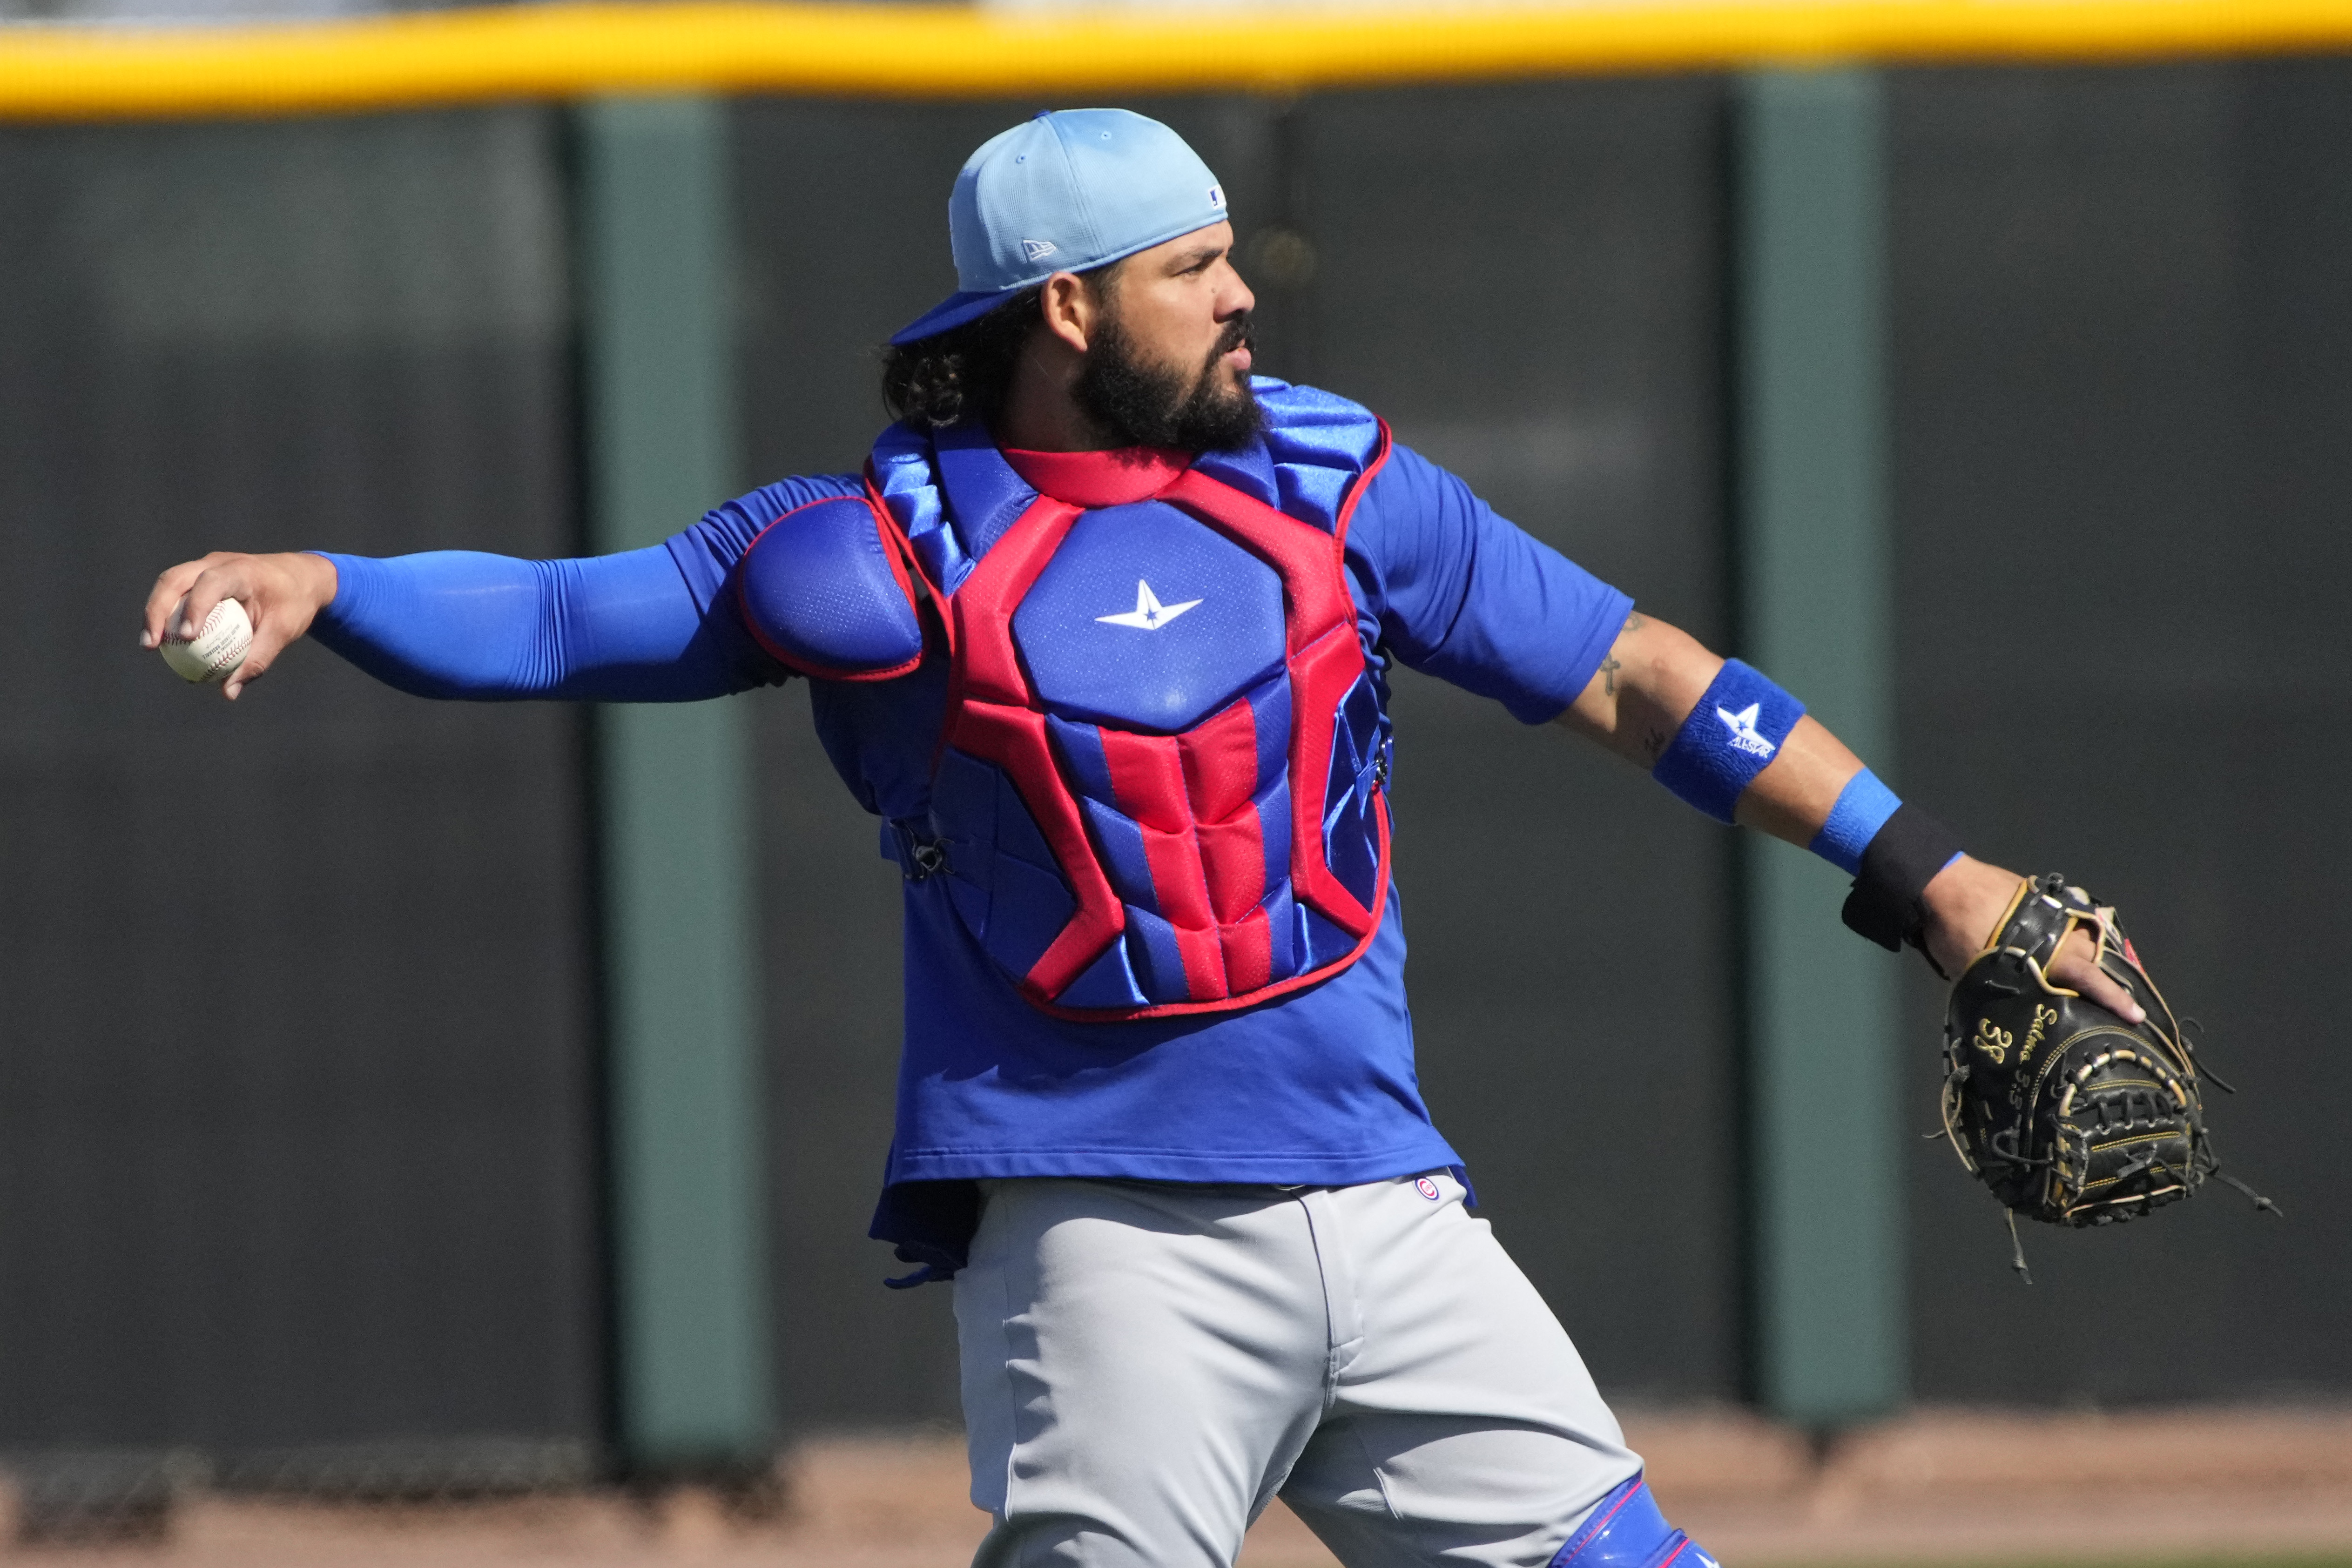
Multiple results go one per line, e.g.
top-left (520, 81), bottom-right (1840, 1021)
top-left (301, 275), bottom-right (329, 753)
top-left (1208, 184), bottom-right (1226, 209)
top-left (1023, 238), bottom-right (1059, 261)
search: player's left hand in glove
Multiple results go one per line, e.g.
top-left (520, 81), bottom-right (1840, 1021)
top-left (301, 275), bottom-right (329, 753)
top-left (1938, 873), bottom-right (2277, 1279)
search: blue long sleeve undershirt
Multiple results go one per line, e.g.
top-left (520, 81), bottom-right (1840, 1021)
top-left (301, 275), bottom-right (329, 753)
top-left (308, 546), bottom-right (760, 701)
top-left (303, 478), bottom-right (855, 700)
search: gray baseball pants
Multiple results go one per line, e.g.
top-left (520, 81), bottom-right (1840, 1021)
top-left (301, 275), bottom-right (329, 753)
top-left (952, 1171), bottom-right (1644, 1568)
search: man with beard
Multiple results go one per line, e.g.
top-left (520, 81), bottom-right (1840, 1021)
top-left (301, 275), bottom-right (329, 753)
top-left (144, 109), bottom-right (2134, 1568)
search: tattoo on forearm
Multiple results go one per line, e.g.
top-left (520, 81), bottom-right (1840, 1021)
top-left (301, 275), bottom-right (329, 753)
top-left (1600, 655), bottom-right (1621, 697)
top-left (1623, 611), bottom-right (1647, 633)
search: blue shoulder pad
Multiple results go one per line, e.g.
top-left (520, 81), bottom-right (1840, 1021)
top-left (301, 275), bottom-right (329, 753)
top-left (736, 494), bottom-right (925, 680)
top-left (1195, 378), bottom-right (1387, 536)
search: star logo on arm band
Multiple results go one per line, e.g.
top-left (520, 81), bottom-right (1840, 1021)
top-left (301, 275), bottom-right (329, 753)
top-left (1717, 702), bottom-right (1778, 759)
top-left (1096, 580), bottom-right (1202, 631)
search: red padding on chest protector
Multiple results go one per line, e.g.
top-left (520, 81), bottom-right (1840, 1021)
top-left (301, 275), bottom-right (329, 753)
top-left (1098, 727), bottom-right (1226, 1000)
top-left (949, 695), bottom-right (1127, 1000)
top-left (1179, 700), bottom-right (1266, 922)
top-left (951, 496), bottom-right (1078, 706)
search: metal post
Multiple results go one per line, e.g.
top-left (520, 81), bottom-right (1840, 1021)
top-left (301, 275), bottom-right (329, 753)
top-left (1733, 67), bottom-right (1903, 1428)
top-left (574, 93), bottom-right (770, 1471)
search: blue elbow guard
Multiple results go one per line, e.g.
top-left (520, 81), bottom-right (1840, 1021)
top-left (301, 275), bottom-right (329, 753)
top-left (1651, 659), bottom-right (1804, 823)
top-left (1549, 1474), bottom-right (1717, 1568)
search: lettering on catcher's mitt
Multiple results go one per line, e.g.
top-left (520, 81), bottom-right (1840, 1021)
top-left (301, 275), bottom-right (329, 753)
top-left (1939, 873), bottom-right (2276, 1279)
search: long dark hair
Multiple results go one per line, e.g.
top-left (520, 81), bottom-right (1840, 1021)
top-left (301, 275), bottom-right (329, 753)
top-left (879, 286), bottom-right (1045, 430)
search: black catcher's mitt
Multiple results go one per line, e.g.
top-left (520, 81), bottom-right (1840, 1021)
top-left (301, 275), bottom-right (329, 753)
top-left (1940, 874), bottom-right (2272, 1275)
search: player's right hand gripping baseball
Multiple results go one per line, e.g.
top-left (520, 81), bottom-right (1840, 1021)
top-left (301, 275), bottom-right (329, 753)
top-left (141, 551), bottom-right (338, 701)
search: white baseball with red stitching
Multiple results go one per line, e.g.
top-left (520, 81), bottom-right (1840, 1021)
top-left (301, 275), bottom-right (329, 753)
top-left (160, 597), bottom-right (252, 685)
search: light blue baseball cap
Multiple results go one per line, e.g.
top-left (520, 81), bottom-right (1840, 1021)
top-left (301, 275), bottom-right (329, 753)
top-left (890, 108), bottom-right (1230, 346)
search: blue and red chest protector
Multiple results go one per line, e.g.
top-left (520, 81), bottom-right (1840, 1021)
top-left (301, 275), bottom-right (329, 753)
top-left (842, 417), bottom-right (1395, 1017)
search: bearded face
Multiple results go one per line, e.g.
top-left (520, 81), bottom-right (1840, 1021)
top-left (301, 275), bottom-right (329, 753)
top-left (1072, 304), bottom-right (1264, 453)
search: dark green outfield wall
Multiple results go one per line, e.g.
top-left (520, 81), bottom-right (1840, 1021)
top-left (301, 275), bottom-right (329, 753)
top-left (1887, 61), bottom-right (2352, 1403)
top-left (0, 109), bottom-right (605, 1467)
top-left (0, 60), bottom-right (2345, 1474)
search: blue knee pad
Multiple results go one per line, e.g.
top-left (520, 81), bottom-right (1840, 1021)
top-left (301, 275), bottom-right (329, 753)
top-left (1548, 1474), bottom-right (1718, 1568)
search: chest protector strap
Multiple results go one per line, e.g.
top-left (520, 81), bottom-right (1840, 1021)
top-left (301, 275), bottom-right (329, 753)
top-left (877, 416), bottom-right (1395, 1020)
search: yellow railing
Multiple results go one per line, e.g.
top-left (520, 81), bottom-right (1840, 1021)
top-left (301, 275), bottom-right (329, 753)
top-left (3, 0), bottom-right (2350, 121)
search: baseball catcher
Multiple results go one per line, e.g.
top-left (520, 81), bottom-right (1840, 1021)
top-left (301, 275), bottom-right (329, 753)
top-left (144, 106), bottom-right (2270, 1568)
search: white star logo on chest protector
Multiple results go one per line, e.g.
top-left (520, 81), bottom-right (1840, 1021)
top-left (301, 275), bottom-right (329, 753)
top-left (1095, 579), bottom-right (1203, 631)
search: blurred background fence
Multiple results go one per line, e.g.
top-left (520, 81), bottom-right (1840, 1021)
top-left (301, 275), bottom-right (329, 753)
top-left (1, 1), bottom-right (2348, 1526)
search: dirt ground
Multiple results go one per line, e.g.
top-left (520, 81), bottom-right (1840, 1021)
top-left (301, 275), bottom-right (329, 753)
top-left (9, 1408), bottom-right (2352, 1567)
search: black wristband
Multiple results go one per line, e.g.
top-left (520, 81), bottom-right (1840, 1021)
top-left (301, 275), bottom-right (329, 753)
top-left (1840, 802), bottom-right (1966, 955)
